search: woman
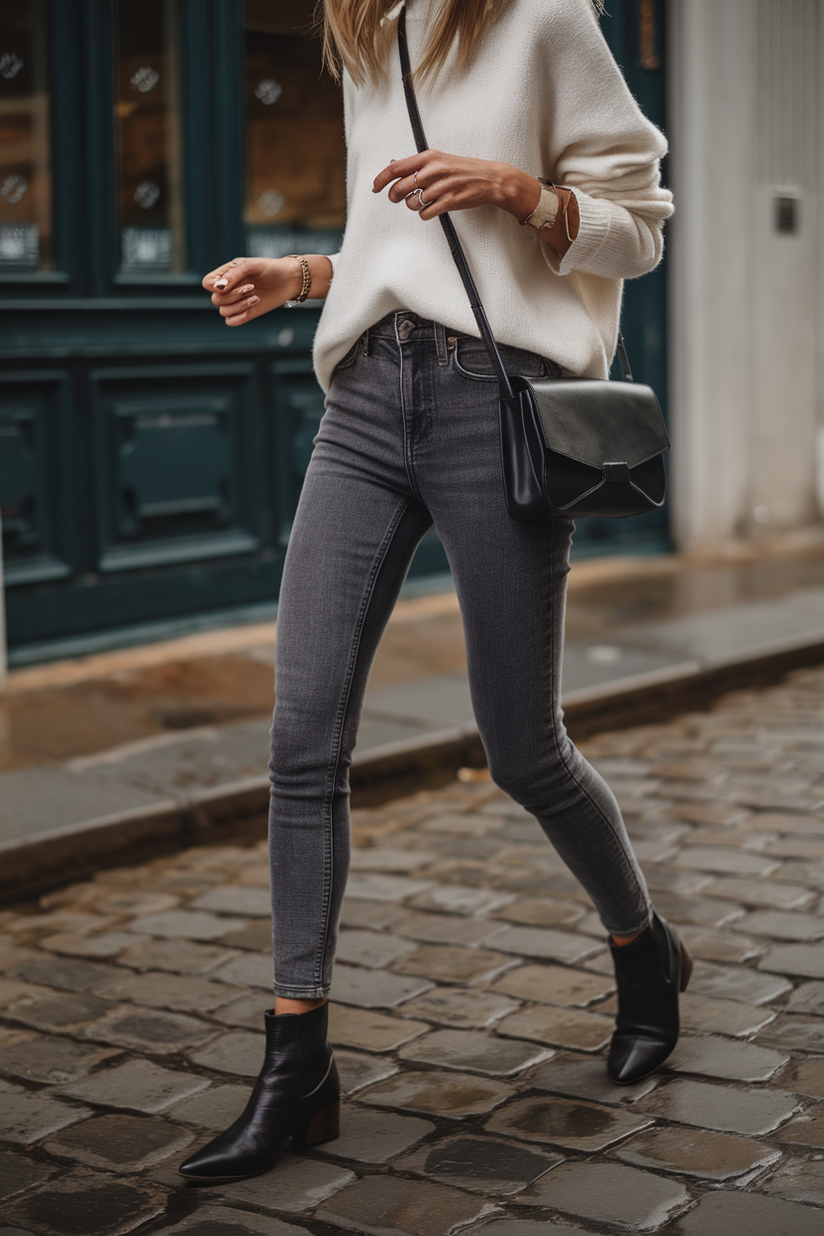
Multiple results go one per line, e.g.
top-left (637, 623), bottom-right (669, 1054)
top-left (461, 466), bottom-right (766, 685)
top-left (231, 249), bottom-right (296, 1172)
top-left (179, 0), bottom-right (683, 1184)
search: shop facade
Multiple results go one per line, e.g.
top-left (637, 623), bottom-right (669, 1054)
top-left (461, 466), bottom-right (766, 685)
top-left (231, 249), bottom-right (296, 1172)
top-left (0, 0), bottom-right (668, 665)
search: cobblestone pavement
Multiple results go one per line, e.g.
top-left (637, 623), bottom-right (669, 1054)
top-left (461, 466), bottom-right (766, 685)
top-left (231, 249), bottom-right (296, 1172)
top-left (5, 669), bottom-right (824, 1235)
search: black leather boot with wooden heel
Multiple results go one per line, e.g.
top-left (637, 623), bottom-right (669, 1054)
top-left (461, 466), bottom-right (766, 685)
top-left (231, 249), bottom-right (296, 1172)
top-left (178, 1003), bottom-right (339, 1183)
top-left (608, 911), bottom-right (693, 1085)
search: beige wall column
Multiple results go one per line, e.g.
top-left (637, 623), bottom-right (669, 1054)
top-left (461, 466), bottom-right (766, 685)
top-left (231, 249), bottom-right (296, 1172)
top-left (667, 0), bottom-right (823, 551)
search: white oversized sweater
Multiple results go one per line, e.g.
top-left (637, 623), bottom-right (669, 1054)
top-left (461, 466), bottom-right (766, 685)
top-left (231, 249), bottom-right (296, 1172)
top-left (312, 0), bottom-right (674, 391)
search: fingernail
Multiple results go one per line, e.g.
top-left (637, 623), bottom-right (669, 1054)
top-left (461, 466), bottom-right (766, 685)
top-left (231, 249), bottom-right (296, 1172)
top-left (238, 284), bottom-right (254, 294)
top-left (215, 278), bottom-right (228, 289)
top-left (247, 295), bottom-right (260, 306)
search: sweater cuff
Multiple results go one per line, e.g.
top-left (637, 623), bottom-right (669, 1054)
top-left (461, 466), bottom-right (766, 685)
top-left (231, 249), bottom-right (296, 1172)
top-left (325, 251), bottom-right (341, 272)
top-left (543, 189), bottom-right (613, 277)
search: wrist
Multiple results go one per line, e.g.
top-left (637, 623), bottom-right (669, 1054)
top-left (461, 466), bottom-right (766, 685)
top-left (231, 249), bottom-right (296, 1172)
top-left (498, 167), bottom-right (542, 221)
top-left (309, 253), bottom-right (335, 298)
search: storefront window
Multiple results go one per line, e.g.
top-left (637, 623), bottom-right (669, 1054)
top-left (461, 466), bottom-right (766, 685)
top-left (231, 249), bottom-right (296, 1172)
top-left (244, 0), bottom-right (345, 260)
top-left (0, 0), bottom-right (53, 270)
top-left (114, 0), bottom-right (185, 273)
top-left (638, 0), bottom-right (662, 71)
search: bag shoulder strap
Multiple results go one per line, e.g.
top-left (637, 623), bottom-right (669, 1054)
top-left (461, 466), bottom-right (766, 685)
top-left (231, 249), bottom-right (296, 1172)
top-left (396, 6), bottom-right (633, 387)
top-left (397, 7), bottom-right (512, 399)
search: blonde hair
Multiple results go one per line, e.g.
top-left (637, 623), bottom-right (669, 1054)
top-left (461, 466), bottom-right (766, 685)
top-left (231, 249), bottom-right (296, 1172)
top-left (321, 0), bottom-right (606, 87)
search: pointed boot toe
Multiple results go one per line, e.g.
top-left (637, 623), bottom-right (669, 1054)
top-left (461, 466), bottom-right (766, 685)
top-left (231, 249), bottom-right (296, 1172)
top-left (607, 911), bottom-right (692, 1086)
top-left (178, 1003), bottom-right (340, 1183)
top-left (178, 1134), bottom-right (260, 1184)
top-left (608, 1032), bottom-right (678, 1085)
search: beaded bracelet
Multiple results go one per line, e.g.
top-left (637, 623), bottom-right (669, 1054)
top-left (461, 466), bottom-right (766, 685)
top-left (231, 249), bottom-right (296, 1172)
top-left (284, 254), bottom-right (312, 307)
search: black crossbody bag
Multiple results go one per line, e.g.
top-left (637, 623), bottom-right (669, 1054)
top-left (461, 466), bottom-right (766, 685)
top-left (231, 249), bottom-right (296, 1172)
top-left (397, 8), bottom-right (669, 521)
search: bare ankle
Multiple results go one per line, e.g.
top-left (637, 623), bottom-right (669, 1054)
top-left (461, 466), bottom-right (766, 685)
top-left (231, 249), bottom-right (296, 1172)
top-left (611, 930), bottom-right (644, 947)
top-left (274, 996), bottom-right (328, 1016)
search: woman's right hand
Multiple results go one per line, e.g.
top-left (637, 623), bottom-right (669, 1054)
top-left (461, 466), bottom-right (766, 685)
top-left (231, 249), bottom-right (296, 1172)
top-left (202, 257), bottom-right (304, 326)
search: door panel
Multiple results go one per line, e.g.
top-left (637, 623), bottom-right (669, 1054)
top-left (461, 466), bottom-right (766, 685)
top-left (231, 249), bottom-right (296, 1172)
top-left (90, 363), bottom-right (261, 571)
top-left (270, 358), bottom-right (325, 546)
top-left (0, 371), bottom-right (72, 586)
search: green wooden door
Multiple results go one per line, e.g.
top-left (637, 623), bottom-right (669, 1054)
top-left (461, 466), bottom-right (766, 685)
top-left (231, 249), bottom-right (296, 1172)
top-left (573, 0), bottom-right (670, 558)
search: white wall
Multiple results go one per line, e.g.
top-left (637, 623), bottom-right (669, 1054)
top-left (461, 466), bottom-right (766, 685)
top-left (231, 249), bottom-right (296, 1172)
top-left (668, 0), bottom-right (823, 550)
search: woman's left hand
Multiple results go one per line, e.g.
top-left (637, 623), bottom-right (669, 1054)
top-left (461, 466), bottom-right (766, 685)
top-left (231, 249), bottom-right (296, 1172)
top-left (373, 150), bottom-right (540, 223)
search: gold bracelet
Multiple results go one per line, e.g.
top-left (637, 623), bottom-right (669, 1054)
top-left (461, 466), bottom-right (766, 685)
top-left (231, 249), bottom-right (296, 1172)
top-left (554, 186), bottom-right (576, 243)
top-left (284, 254), bottom-right (311, 307)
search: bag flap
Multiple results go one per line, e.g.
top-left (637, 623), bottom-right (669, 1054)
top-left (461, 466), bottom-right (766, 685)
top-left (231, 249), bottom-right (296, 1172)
top-left (530, 378), bottom-right (670, 469)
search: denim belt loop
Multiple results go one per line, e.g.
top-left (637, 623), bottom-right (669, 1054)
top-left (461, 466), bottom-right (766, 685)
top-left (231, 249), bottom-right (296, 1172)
top-left (361, 327), bottom-right (371, 356)
top-left (434, 321), bottom-right (448, 366)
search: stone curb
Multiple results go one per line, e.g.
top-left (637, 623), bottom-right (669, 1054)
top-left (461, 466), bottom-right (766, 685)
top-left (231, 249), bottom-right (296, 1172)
top-left (4, 628), bottom-right (824, 902)
top-left (564, 628), bottom-right (824, 738)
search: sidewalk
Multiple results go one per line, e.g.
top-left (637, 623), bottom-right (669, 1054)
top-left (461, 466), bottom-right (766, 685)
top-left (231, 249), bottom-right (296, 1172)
top-left (2, 664), bottom-right (824, 1233)
top-left (6, 532), bottom-right (824, 897)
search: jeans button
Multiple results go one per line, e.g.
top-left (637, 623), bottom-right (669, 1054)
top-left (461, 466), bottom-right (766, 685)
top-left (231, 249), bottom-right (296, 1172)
top-left (397, 318), bottom-right (416, 341)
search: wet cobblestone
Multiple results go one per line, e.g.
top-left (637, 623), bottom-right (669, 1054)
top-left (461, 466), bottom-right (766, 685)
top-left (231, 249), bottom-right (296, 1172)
top-left (5, 667), bottom-right (824, 1230)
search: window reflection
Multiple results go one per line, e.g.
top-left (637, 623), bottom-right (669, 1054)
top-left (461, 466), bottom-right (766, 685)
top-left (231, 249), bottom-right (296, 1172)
top-left (0, 0), bottom-right (52, 270)
top-left (638, 0), bottom-right (662, 71)
top-left (114, 0), bottom-right (185, 273)
top-left (244, 0), bottom-right (345, 260)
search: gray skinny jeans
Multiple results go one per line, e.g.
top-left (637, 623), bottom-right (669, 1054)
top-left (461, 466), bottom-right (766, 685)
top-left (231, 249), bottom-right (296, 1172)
top-left (269, 310), bottom-right (652, 998)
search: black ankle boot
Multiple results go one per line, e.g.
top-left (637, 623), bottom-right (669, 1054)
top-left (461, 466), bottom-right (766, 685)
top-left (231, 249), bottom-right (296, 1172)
top-left (178, 1003), bottom-right (340, 1182)
top-left (607, 911), bottom-right (693, 1085)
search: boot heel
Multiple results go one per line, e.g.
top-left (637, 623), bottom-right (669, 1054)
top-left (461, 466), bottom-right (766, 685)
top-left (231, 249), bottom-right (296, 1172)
top-left (294, 1101), bottom-right (340, 1148)
top-left (679, 943), bottom-right (694, 993)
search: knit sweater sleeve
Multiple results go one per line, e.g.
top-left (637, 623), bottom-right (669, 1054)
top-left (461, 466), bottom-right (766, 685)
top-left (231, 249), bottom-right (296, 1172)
top-left (540, 0), bottom-right (673, 281)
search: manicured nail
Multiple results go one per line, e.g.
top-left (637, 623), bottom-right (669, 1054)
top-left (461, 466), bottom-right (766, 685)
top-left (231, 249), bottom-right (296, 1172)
top-left (214, 278), bottom-right (228, 289)
top-left (238, 284), bottom-right (254, 294)
top-left (247, 295), bottom-right (259, 306)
